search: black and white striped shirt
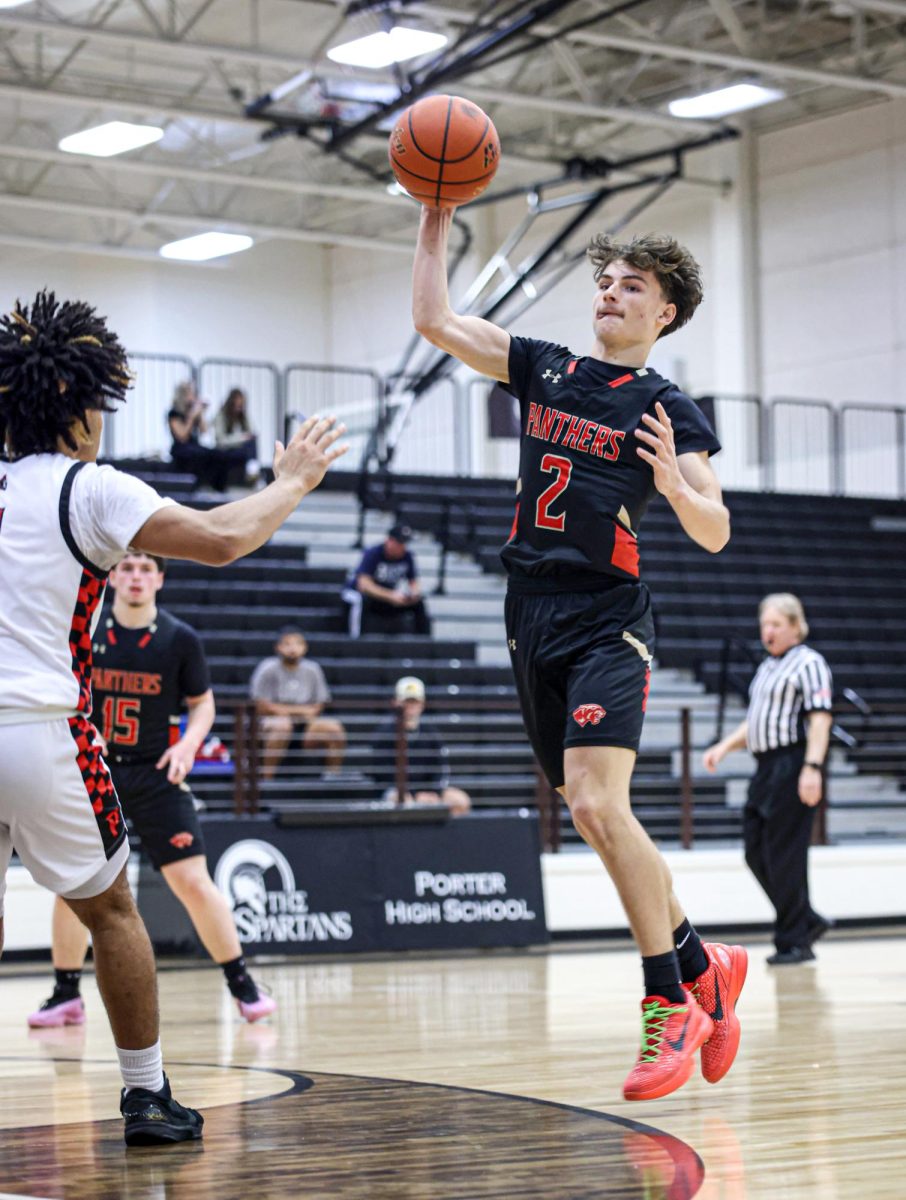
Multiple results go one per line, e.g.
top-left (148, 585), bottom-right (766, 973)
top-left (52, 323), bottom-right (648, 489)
top-left (747, 643), bottom-right (833, 754)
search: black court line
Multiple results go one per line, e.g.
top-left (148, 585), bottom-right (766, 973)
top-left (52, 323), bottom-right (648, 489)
top-left (0, 1056), bottom-right (706, 1199)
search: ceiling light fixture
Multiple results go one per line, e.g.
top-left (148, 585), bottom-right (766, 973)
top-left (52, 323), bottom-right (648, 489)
top-left (327, 27), bottom-right (447, 69)
top-left (668, 83), bottom-right (785, 119)
top-left (58, 121), bottom-right (164, 158)
top-left (159, 232), bottom-right (254, 262)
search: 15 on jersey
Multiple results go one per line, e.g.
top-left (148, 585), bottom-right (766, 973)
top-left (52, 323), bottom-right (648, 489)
top-left (501, 338), bottom-right (721, 584)
top-left (91, 607), bottom-right (210, 760)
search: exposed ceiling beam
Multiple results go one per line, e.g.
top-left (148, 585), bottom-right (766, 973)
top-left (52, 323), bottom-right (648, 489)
top-left (706, 0), bottom-right (753, 55)
top-left (465, 85), bottom-right (713, 132)
top-left (0, 10), bottom-right (713, 133)
top-left (0, 189), bottom-right (414, 254)
top-left (419, 3), bottom-right (906, 99)
top-left (0, 229), bottom-right (167, 262)
top-left (842, 0), bottom-right (906, 15)
top-left (0, 140), bottom-right (401, 205)
top-left (0, 78), bottom-right (261, 129)
top-left (513, 27), bottom-right (906, 98)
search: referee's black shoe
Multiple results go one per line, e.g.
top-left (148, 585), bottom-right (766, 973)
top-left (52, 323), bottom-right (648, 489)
top-left (120, 1074), bottom-right (204, 1146)
top-left (806, 914), bottom-right (835, 947)
top-left (766, 946), bottom-right (815, 966)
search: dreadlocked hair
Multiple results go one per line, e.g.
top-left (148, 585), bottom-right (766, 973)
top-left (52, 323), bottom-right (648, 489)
top-left (586, 232), bottom-right (704, 338)
top-left (0, 290), bottom-right (131, 456)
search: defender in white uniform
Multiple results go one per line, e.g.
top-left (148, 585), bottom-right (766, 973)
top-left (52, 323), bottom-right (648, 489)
top-left (0, 291), bottom-right (346, 1145)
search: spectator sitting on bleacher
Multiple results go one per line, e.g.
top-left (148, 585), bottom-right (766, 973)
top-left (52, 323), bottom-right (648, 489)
top-left (249, 627), bottom-right (346, 780)
top-left (343, 524), bottom-right (432, 638)
top-left (213, 387), bottom-right (260, 486)
top-left (371, 676), bottom-right (471, 815)
top-left (168, 379), bottom-right (231, 493)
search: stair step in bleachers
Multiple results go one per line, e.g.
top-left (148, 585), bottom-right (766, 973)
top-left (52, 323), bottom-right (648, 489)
top-left (113, 459), bottom-right (906, 845)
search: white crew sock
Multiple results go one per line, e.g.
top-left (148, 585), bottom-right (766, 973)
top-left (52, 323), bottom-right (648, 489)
top-left (117, 1041), bottom-right (165, 1094)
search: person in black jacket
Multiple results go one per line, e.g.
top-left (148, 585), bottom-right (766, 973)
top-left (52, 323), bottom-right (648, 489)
top-left (371, 677), bottom-right (470, 815)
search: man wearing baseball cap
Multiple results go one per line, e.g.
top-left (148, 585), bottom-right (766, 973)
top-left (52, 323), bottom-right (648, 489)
top-left (370, 677), bottom-right (471, 815)
top-left (342, 524), bottom-right (432, 638)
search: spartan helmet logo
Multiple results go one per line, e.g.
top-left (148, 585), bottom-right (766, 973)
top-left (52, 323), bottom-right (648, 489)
top-left (214, 839), bottom-right (296, 916)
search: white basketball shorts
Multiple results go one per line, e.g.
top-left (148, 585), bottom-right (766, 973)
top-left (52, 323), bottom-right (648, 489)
top-left (0, 715), bottom-right (129, 917)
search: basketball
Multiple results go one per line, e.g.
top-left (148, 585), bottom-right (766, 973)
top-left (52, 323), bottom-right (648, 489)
top-left (388, 94), bottom-right (500, 209)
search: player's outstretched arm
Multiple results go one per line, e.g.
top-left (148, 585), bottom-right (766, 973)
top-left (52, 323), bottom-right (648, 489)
top-left (132, 415), bottom-right (347, 566)
top-left (412, 206), bottom-right (511, 382)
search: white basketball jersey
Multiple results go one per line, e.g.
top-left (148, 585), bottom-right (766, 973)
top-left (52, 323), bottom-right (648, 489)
top-left (0, 454), bottom-right (171, 721)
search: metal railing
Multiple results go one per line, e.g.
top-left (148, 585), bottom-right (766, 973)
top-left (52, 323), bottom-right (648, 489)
top-left (103, 352), bottom-right (195, 460)
top-left (197, 359), bottom-right (280, 467)
top-left (284, 363), bottom-right (383, 468)
top-left (105, 350), bottom-right (906, 499)
top-left (226, 696), bottom-right (556, 854)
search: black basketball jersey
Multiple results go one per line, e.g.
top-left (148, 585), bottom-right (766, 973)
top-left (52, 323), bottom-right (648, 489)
top-left (500, 337), bottom-right (721, 588)
top-left (90, 607), bottom-right (210, 761)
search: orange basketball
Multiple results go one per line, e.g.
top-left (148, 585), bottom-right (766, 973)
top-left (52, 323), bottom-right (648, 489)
top-left (388, 94), bottom-right (500, 209)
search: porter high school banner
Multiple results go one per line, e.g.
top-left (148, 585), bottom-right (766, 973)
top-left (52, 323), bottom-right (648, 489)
top-left (198, 811), bottom-right (547, 954)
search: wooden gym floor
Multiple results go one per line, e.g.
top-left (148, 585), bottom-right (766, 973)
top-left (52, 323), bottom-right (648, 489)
top-left (1, 932), bottom-right (904, 1199)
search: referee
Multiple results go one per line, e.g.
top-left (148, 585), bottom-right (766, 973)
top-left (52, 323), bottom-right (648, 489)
top-left (704, 593), bottom-right (834, 964)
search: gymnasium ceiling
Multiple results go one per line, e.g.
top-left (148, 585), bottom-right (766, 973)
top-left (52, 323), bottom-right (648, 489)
top-left (1, 0), bottom-right (906, 263)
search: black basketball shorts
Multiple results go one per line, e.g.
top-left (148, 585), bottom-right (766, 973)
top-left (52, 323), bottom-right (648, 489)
top-left (504, 581), bottom-right (655, 791)
top-left (109, 761), bottom-right (206, 871)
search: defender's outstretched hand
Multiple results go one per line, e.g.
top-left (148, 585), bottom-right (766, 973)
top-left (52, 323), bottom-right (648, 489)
top-left (273, 415), bottom-right (348, 495)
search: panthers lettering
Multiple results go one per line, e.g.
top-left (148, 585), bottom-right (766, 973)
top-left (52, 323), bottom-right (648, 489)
top-left (525, 402), bottom-right (625, 461)
top-left (91, 608), bottom-right (209, 761)
top-left (500, 337), bottom-right (721, 588)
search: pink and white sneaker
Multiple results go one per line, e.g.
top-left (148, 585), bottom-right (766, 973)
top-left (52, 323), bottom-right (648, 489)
top-left (235, 990), bottom-right (277, 1023)
top-left (28, 993), bottom-right (86, 1028)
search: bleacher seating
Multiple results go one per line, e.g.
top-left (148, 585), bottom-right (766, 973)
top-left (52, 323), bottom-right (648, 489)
top-left (351, 468), bottom-right (906, 829)
top-left (109, 460), bottom-right (906, 846)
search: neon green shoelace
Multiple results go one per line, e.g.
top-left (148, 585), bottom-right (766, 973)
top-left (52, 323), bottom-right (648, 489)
top-left (638, 999), bottom-right (685, 1062)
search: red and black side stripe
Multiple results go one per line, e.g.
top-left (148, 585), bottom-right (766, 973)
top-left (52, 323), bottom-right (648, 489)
top-left (68, 715), bottom-right (127, 859)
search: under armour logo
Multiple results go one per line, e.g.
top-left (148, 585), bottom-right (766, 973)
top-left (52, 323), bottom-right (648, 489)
top-left (508, 639), bottom-right (517, 651)
top-left (541, 369), bottom-right (561, 384)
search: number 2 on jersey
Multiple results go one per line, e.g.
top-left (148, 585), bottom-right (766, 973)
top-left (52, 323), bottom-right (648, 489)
top-left (101, 696), bottom-right (140, 746)
top-left (535, 454), bottom-right (573, 532)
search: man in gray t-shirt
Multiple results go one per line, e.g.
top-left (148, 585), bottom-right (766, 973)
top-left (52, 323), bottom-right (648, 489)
top-left (249, 626), bottom-right (346, 778)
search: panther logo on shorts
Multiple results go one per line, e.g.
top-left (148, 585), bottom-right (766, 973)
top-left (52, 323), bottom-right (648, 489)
top-left (169, 832), bottom-right (195, 849)
top-left (572, 703), bottom-right (606, 727)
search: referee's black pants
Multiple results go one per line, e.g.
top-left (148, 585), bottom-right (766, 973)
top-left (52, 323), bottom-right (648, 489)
top-left (743, 744), bottom-right (820, 953)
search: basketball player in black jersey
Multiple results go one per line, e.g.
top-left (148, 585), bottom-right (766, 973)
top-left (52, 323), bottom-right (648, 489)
top-left (413, 207), bottom-right (748, 1101)
top-left (29, 552), bottom-right (277, 1025)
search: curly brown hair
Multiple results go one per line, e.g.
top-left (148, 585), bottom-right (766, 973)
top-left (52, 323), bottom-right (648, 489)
top-left (586, 232), bottom-right (703, 338)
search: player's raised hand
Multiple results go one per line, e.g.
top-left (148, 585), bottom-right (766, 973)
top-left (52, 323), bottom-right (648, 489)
top-left (273, 415), bottom-right (348, 494)
top-left (635, 401), bottom-right (684, 500)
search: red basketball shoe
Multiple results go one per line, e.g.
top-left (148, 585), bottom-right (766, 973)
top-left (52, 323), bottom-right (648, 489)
top-left (622, 995), bottom-right (713, 1102)
top-left (689, 942), bottom-right (748, 1084)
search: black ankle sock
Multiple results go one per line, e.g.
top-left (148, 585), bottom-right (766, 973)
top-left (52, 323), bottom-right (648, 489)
top-left (641, 951), bottom-right (686, 1005)
top-left (53, 968), bottom-right (82, 997)
top-left (220, 956), bottom-right (257, 1002)
top-left (673, 918), bottom-right (709, 984)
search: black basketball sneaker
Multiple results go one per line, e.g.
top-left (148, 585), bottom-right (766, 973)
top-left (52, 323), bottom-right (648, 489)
top-left (120, 1074), bottom-right (204, 1146)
